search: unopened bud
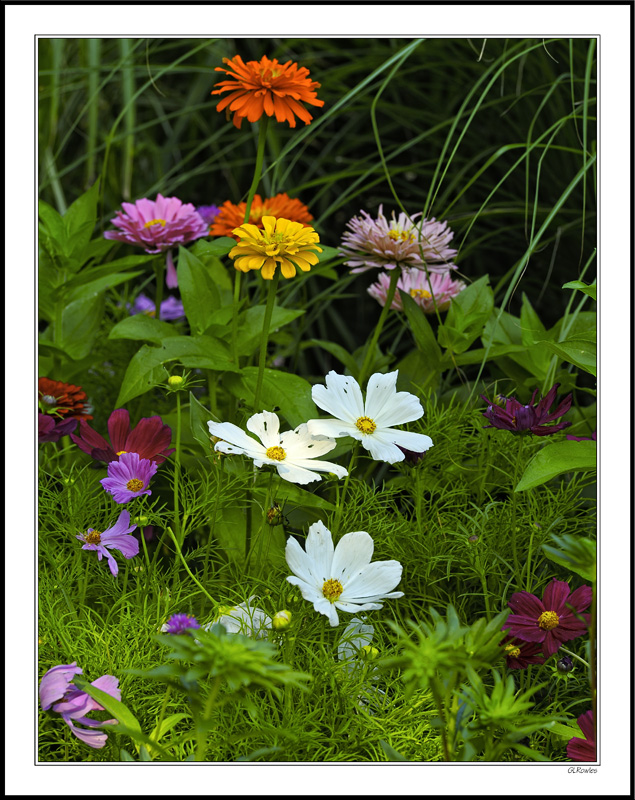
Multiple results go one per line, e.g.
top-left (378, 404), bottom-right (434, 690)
top-left (134, 515), bottom-right (149, 526)
top-left (168, 375), bottom-right (184, 389)
top-left (360, 645), bottom-right (379, 660)
top-left (557, 655), bottom-right (574, 673)
top-left (468, 535), bottom-right (479, 543)
top-left (266, 503), bottom-right (284, 526)
top-left (272, 610), bottom-right (292, 631)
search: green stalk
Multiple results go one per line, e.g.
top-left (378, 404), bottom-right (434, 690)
top-left (201, 460), bottom-right (223, 594)
top-left (120, 39), bottom-right (135, 200)
top-left (333, 444), bottom-right (359, 535)
top-left (85, 39), bottom-right (101, 186)
top-left (357, 268), bottom-right (400, 385)
top-left (194, 676), bottom-right (222, 761)
top-left (252, 270), bottom-right (280, 411)
top-left (173, 391), bottom-right (182, 545)
top-left (165, 526), bottom-right (215, 607)
top-left (558, 645), bottom-right (590, 670)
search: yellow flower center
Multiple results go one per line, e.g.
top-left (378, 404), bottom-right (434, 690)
top-left (265, 446), bottom-right (286, 462)
top-left (504, 643), bottom-right (521, 658)
top-left (322, 578), bottom-right (344, 603)
top-left (538, 610), bottom-right (560, 630)
top-left (355, 416), bottom-right (377, 434)
top-left (143, 218), bottom-right (166, 228)
top-left (116, 450), bottom-right (128, 456)
top-left (126, 478), bottom-right (144, 492)
top-left (85, 530), bottom-right (101, 544)
top-left (388, 229), bottom-right (416, 244)
top-left (410, 288), bottom-right (432, 300)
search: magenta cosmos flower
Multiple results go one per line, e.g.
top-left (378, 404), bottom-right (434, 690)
top-left (567, 430), bottom-right (597, 442)
top-left (129, 293), bottom-right (185, 321)
top-left (340, 205), bottom-right (458, 274)
top-left (76, 509), bottom-right (139, 577)
top-left (161, 613), bottom-right (201, 634)
top-left (39, 662), bottom-right (120, 749)
top-left (503, 579), bottom-right (592, 658)
top-left (100, 452), bottom-right (158, 504)
top-left (368, 268), bottom-right (466, 313)
top-left (71, 408), bottom-right (174, 465)
top-left (104, 194), bottom-right (209, 288)
top-left (567, 710), bottom-right (596, 761)
top-left (500, 634), bottom-right (545, 670)
top-left (481, 383), bottom-right (573, 436)
top-left (38, 413), bottom-right (78, 443)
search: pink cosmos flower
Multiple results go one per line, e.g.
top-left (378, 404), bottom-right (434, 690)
top-left (567, 710), bottom-right (596, 761)
top-left (39, 662), bottom-right (120, 749)
top-left (503, 579), bottom-right (592, 658)
top-left (100, 452), bottom-right (158, 504)
top-left (368, 268), bottom-right (466, 313)
top-left (76, 509), bottom-right (139, 577)
top-left (104, 194), bottom-right (209, 288)
top-left (340, 205), bottom-right (458, 274)
top-left (71, 408), bottom-right (174, 465)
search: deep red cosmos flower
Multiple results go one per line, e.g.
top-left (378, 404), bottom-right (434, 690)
top-left (500, 634), bottom-right (546, 670)
top-left (71, 409), bottom-right (174, 465)
top-left (38, 378), bottom-right (93, 420)
top-left (480, 383), bottom-right (572, 436)
top-left (567, 710), bottom-right (596, 761)
top-left (503, 579), bottom-right (592, 658)
top-left (39, 413), bottom-right (79, 443)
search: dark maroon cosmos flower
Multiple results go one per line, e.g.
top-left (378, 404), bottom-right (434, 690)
top-left (567, 710), bottom-right (596, 761)
top-left (566, 431), bottom-right (597, 442)
top-left (503, 579), bottom-right (592, 658)
top-left (71, 408), bottom-right (174, 465)
top-left (500, 634), bottom-right (546, 670)
top-left (481, 383), bottom-right (572, 436)
top-left (39, 413), bottom-right (78, 443)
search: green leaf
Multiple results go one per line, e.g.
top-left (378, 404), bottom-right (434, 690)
top-left (542, 534), bottom-right (596, 582)
top-left (549, 721), bottom-right (584, 739)
top-left (562, 280), bottom-right (597, 301)
top-left (65, 271), bottom-right (144, 303)
top-left (515, 441), bottom-right (596, 492)
top-left (197, 236), bottom-right (236, 258)
top-left (399, 289), bottom-right (442, 366)
top-left (542, 339), bottom-right (597, 376)
top-left (235, 305), bottom-right (304, 357)
top-left (177, 246), bottom-right (223, 335)
top-left (60, 293), bottom-right (105, 359)
top-left (438, 275), bottom-right (493, 353)
top-left (189, 391), bottom-right (214, 454)
top-left (62, 180), bottom-right (100, 260)
top-left (225, 368), bottom-right (316, 428)
top-left (109, 314), bottom-right (180, 345)
top-left (119, 748), bottom-right (136, 761)
top-left (316, 244), bottom-right (341, 264)
top-left (302, 339), bottom-right (359, 375)
top-left (73, 676), bottom-right (142, 736)
top-left (253, 479), bottom-right (335, 512)
top-left (379, 739), bottom-right (410, 762)
top-left (38, 199), bottom-right (66, 248)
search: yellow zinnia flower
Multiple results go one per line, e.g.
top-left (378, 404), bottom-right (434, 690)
top-left (229, 216), bottom-right (322, 279)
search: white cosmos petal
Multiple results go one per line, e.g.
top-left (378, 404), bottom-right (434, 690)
top-left (335, 600), bottom-right (384, 613)
top-left (246, 411), bottom-right (280, 448)
top-left (312, 371), bottom-right (364, 422)
top-left (314, 598), bottom-right (339, 626)
top-left (377, 428), bottom-right (434, 453)
top-left (290, 458), bottom-right (348, 478)
top-left (306, 418), bottom-right (359, 440)
top-left (280, 424), bottom-right (337, 458)
top-left (342, 560), bottom-right (403, 600)
top-left (338, 618), bottom-right (374, 661)
top-left (286, 574), bottom-right (320, 602)
top-left (304, 521), bottom-right (335, 582)
top-left (361, 431), bottom-right (406, 463)
top-left (285, 537), bottom-right (316, 585)
top-left (365, 372), bottom-right (424, 427)
top-left (208, 421), bottom-right (266, 459)
top-left (275, 462), bottom-right (323, 485)
top-left (330, 531), bottom-right (374, 583)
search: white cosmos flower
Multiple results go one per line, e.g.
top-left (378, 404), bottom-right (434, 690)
top-left (306, 370), bottom-right (433, 464)
top-left (285, 521), bottom-right (404, 627)
top-left (205, 597), bottom-right (272, 639)
top-left (207, 410), bottom-right (348, 485)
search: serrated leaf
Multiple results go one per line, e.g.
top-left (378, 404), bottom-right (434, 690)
top-left (515, 440), bottom-right (596, 491)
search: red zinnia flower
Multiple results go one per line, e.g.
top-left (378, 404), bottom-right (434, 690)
top-left (210, 193), bottom-right (313, 239)
top-left (71, 409), bottom-right (174, 465)
top-left (567, 710), bottom-right (596, 761)
top-left (500, 634), bottom-right (546, 670)
top-left (212, 55), bottom-right (324, 129)
top-left (38, 377), bottom-right (93, 420)
top-left (503, 579), bottom-right (592, 658)
top-left (480, 383), bottom-right (572, 436)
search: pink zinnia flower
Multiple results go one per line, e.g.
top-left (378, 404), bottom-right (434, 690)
top-left (39, 662), bottom-right (120, 749)
top-left (104, 194), bottom-right (208, 288)
top-left (339, 205), bottom-right (458, 274)
top-left (503, 579), bottom-right (592, 658)
top-left (567, 710), bottom-right (596, 761)
top-left (500, 634), bottom-right (546, 670)
top-left (368, 268), bottom-right (465, 313)
top-left (76, 509), bottom-right (139, 577)
top-left (71, 408), bottom-right (174, 465)
top-left (100, 452), bottom-right (158, 504)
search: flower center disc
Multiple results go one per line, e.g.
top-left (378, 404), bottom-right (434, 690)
top-left (116, 450), bottom-right (128, 456)
top-left (410, 288), bottom-right (432, 300)
top-left (85, 530), bottom-right (102, 544)
top-left (538, 610), bottom-right (560, 630)
top-left (504, 643), bottom-right (521, 658)
top-left (143, 218), bottom-right (166, 228)
top-left (266, 446), bottom-right (286, 461)
top-left (322, 578), bottom-right (344, 603)
top-left (126, 478), bottom-right (145, 492)
top-left (355, 416), bottom-right (377, 434)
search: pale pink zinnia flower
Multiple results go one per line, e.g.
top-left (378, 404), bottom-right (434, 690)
top-left (368, 268), bottom-right (466, 313)
top-left (104, 194), bottom-right (209, 288)
top-left (339, 205), bottom-right (458, 274)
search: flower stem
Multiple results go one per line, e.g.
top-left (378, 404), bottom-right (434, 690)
top-left (357, 267), bottom-right (400, 385)
top-left (173, 390), bottom-right (182, 545)
top-left (558, 645), bottom-right (590, 669)
top-left (165, 526), bottom-right (216, 607)
top-left (253, 270), bottom-right (281, 411)
top-left (333, 444), bottom-right (359, 535)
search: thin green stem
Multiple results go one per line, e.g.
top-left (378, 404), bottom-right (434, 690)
top-left (358, 267), bottom-right (400, 385)
top-left (165, 526), bottom-right (215, 607)
top-left (202, 460), bottom-right (223, 595)
top-left (333, 444), bottom-right (359, 535)
top-left (558, 645), bottom-right (590, 669)
top-left (194, 676), bottom-right (222, 761)
top-left (173, 391), bottom-right (182, 545)
top-left (253, 270), bottom-right (281, 411)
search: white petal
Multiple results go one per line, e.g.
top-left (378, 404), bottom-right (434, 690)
top-left (286, 574), bottom-right (321, 603)
top-left (313, 597), bottom-right (339, 626)
top-left (280, 424), bottom-right (337, 458)
top-left (335, 600), bottom-right (384, 613)
top-left (342, 560), bottom-right (403, 601)
top-left (338, 618), bottom-right (374, 661)
top-left (330, 531), bottom-right (374, 583)
top-left (285, 537), bottom-right (319, 585)
top-left (312, 371), bottom-right (364, 422)
top-left (361, 431), bottom-right (405, 463)
top-left (276, 462), bottom-right (323, 485)
top-left (365, 371), bottom-right (424, 427)
top-left (377, 427), bottom-right (434, 453)
top-left (304, 521), bottom-right (335, 582)
top-left (246, 411), bottom-right (281, 448)
top-left (289, 458), bottom-right (348, 479)
top-left (306, 418), bottom-right (359, 440)
top-left (208, 421), bottom-right (267, 459)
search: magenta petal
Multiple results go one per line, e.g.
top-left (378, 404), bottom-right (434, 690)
top-left (107, 409), bottom-right (131, 454)
top-left (567, 584), bottom-right (593, 613)
top-left (90, 674), bottom-right (121, 704)
top-left (507, 591), bottom-right (545, 617)
top-left (542, 579), bottom-right (572, 614)
top-left (577, 710), bottom-right (595, 742)
top-left (39, 663), bottom-right (82, 710)
top-left (63, 716), bottom-right (109, 749)
top-left (165, 249), bottom-right (178, 288)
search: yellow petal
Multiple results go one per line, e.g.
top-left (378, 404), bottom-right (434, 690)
top-left (261, 258), bottom-right (277, 280)
top-left (279, 258), bottom-right (297, 278)
top-left (262, 216), bottom-right (277, 237)
top-left (291, 255), bottom-right (313, 272)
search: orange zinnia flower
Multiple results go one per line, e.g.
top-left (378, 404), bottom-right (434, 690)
top-left (210, 193), bottom-right (313, 239)
top-left (212, 55), bottom-right (324, 129)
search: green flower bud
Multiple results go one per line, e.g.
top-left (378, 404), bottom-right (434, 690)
top-left (168, 375), bottom-right (184, 389)
top-left (272, 610), bottom-right (292, 631)
top-left (360, 645), bottom-right (379, 661)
